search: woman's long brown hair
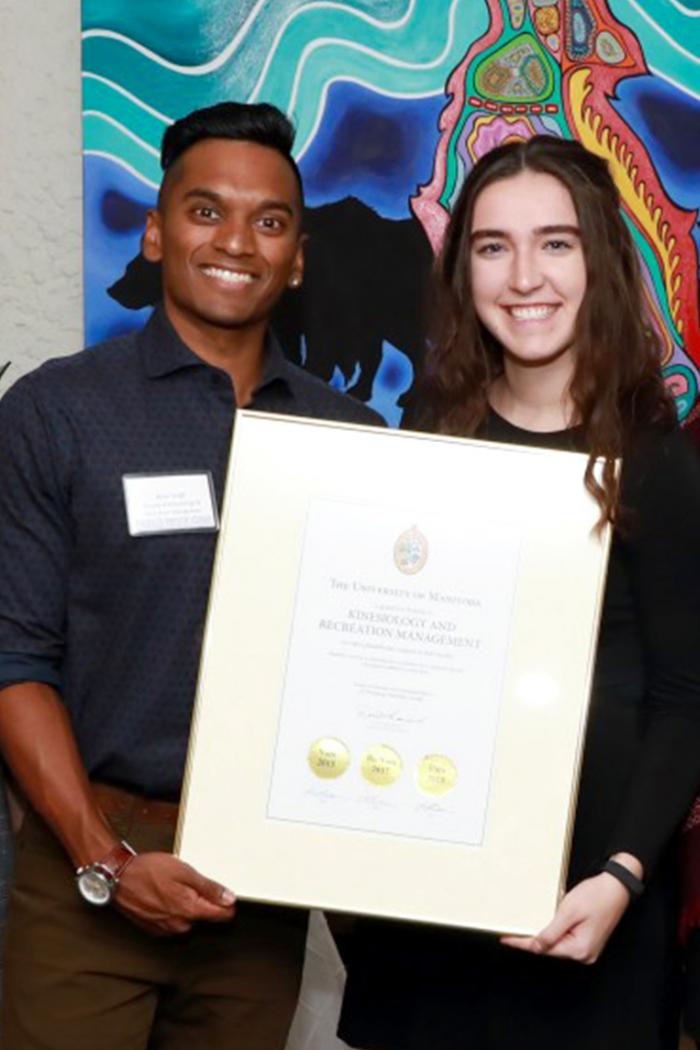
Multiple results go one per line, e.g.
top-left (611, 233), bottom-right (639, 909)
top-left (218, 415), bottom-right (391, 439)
top-left (421, 135), bottom-right (676, 526)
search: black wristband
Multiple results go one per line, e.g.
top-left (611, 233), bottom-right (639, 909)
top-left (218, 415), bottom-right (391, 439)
top-left (600, 859), bottom-right (644, 899)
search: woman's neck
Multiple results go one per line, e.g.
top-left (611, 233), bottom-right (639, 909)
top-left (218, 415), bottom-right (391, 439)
top-left (489, 352), bottom-right (577, 433)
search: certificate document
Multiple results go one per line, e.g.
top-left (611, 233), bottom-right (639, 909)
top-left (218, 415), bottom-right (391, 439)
top-left (268, 499), bottom-right (520, 845)
top-left (177, 412), bottom-right (612, 935)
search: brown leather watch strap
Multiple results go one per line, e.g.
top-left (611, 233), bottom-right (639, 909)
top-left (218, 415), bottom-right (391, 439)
top-left (95, 840), bottom-right (137, 880)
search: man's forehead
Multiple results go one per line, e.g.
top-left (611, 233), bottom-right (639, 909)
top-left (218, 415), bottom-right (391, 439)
top-left (160, 138), bottom-right (301, 210)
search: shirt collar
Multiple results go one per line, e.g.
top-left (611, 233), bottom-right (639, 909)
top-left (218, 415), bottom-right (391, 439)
top-left (140, 306), bottom-right (205, 379)
top-left (139, 304), bottom-right (292, 396)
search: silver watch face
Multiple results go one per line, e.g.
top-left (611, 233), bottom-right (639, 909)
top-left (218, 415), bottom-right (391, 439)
top-left (76, 866), bottom-right (113, 906)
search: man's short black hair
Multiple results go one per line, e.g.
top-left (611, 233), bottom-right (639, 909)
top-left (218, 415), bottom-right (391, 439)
top-left (159, 100), bottom-right (303, 205)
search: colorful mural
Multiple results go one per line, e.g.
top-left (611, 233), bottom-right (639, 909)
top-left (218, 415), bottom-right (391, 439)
top-left (82, 0), bottom-right (700, 426)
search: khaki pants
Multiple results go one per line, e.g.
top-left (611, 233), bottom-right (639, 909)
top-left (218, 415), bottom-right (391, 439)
top-left (2, 799), bottom-right (307, 1049)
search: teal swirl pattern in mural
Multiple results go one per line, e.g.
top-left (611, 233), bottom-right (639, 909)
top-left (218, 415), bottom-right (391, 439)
top-left (83, 1), bottom-right (489, 186)
top-left (82, 0), bottom-right (700, 426)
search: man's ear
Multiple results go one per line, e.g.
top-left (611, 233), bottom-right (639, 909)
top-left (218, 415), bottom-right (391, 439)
top-left (142, 209), bottom-right (163, 263)
top-left (289, 231), bottom-right (307, 288)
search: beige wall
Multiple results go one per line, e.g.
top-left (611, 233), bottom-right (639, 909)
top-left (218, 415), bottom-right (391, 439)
top-left (0, 0), bottom-right (83, 399)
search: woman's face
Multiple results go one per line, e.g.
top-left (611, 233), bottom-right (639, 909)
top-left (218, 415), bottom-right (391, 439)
top-left (469, 169), bottom-right (587, 370)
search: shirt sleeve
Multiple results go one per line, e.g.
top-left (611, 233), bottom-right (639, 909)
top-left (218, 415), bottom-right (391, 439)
top-left (0, 373), bottom-right (74, 688)
top-left (606, 427), bottom-right (700, 874)
top-left (0, 653), bottom-right (61, 691)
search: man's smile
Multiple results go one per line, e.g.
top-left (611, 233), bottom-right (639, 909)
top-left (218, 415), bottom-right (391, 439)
top-left (199, 265), bottom-right (257, 286)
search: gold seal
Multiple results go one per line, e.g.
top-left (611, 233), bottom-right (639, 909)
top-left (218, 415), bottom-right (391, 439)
top-left (393, 524), bottom-right (428, 575)
top-left (360, 744), bottom-right (403, 786)
top-left (307, 737), bottom-right (351, 780)
top-left (417, 754), bottom-right (458, 796)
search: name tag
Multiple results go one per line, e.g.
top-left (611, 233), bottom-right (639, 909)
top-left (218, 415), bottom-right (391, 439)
top-left (122, 472), bottom-right (219, 536)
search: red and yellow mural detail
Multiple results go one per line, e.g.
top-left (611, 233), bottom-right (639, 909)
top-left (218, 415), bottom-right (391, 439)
top-left (414, 0), bottom-right (700, 421)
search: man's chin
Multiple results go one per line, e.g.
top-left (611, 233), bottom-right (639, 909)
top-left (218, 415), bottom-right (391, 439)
top-left (194, 307), bottom-right (268, 332)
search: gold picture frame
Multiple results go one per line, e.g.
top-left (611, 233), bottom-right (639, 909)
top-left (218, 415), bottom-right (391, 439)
top-left (176, 411), bottom-right (611, 936)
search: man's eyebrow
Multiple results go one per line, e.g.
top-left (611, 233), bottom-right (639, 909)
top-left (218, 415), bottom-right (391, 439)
top-left (182, 187), bottom-right (224, 204)
top-left (255, 198), bottom-right (296, 217)
top-left (470, 224), bottom-right (581, 240)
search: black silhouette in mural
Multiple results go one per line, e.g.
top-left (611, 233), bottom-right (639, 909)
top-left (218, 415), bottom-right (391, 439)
top-left (108, 197), bottom-right (434, 409)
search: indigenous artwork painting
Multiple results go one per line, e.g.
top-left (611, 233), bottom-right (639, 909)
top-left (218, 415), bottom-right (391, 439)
top-left (82, 0), bottom-right (700, 427)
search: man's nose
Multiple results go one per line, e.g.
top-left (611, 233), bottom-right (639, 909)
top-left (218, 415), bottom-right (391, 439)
top-left (213, 216), bottom-right (255, 255)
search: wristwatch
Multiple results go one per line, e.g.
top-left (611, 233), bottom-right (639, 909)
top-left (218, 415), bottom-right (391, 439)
top-left (76, 840), bottom-right (137, 906)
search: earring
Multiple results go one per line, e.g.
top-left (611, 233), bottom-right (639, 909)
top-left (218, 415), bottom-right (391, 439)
top-left (289, 276), bottom-right (301, 288)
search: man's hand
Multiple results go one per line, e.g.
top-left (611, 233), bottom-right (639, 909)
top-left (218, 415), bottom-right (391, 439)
top-left (114, 852), bottom-right (236, 936)
top-left (500, 871), bottom-right (630, 964)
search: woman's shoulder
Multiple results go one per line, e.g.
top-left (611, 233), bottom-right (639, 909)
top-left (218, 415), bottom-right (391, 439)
top-left (624, 423), bottom-right (700, 479)
top-left (621, 423), bottom-right (700, 525)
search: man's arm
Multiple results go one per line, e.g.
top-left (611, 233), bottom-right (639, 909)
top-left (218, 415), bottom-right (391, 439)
top-left (0, 682), bottom-right (235, 935)
top-left (0, 375), bottom-right (234, 934)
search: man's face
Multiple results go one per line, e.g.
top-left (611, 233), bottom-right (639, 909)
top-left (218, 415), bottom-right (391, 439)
top-left (143, 138), bottom-right (304, 338)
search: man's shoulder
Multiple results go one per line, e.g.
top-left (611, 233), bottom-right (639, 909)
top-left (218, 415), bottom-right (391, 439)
top-left (35, 329), bottom-right (140, 386)
top-left (283, 360), bottom-right (385, 427)
top-left (2, 330), bottom-right (142, 411)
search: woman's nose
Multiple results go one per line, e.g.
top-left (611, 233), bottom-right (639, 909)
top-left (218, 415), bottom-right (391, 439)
top-left (509, 247), bottom-right (544, 294)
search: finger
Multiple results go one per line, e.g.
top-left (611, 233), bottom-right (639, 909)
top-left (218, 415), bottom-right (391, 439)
top-left (538, 937), bottom-right (597, 964)
top-left (502, 907), bottom-right (581, 956)
top-left (501, 930), bottom-right (589, 962)
top-left (531, 908), bottom-right (580, 953)
top-left (500, 935), bottom-right (540, 953)
top-left (186, 896), bottom-right (236, 922)
top-left (167, 918), bottom-right (193, 935)
top-left (196, 901), bottom-right (236, 923)
top-left (187, 869), bottom-right (236, 907)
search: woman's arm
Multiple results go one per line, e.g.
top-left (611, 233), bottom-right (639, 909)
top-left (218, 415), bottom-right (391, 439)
top-left (504, 428), bottom-right (700, 962)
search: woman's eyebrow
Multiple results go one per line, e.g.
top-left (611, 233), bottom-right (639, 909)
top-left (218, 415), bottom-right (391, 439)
top-left (470, 224), bottom-right (581, 240)
top-left (470, 227), bottom-right (507, 240)
top-left (534, 224), bottom-right (581, 236)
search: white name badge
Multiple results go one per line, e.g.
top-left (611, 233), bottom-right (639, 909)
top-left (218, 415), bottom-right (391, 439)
top-left (122, 472), bottom-right (219, 536)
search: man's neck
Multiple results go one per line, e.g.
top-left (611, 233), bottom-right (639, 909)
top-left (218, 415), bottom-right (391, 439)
top-left (164, 306), bottom-right (267, 407)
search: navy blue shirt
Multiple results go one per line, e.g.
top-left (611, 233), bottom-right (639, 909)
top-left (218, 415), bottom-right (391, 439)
top-left (0, 307), bottom-right (382, 799)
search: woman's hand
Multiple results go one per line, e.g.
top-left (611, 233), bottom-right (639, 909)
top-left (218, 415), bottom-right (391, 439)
top-left (500, 854), bottom-right (642, 964)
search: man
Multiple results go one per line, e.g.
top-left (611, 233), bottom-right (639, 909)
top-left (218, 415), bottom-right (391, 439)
top-left (0, 101), bottom-right (380, 1048)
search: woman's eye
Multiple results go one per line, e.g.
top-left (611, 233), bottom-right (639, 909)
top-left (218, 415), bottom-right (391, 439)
top-left (543, 239), bottom-right (573, 252)
top-left (474, 242), bottom-right (505, 256)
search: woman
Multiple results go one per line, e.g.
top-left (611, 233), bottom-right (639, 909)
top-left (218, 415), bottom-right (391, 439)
top-left (338, 136), bottom-right (700, 1049)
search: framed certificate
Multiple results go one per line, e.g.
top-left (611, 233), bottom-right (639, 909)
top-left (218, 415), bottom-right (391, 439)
top-left (176, 411), bottom-right (612, 935)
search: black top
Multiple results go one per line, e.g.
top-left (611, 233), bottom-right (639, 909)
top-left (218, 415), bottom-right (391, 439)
top-left (339, 408), bottom-right (700, 1050)
top-left (481, 409), bottom-right (700, 878)
top-left (0, 307), bottom-right (382, 799)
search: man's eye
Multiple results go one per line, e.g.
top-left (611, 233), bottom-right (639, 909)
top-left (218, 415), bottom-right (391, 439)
top-left (257, 216), bottom-right (284, 231)
top-left (194, 206), bottom-right (218, 220)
